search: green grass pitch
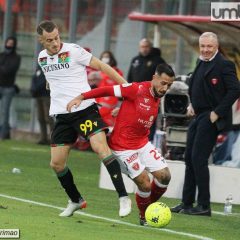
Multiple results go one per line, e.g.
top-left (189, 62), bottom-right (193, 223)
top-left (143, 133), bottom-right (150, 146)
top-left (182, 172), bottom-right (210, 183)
top-left (0, 140), bottom-right (240, 240)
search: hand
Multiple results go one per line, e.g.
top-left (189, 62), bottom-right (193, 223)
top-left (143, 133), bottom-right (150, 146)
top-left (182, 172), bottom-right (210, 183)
top-left (111, 107), bottom-right (120, 117)
top-left (187, 104), bottom-right (195, 117)
top-left (210, 111), bottom-right (219, 123)
top-left (66, 95), bottom-right (84, 112)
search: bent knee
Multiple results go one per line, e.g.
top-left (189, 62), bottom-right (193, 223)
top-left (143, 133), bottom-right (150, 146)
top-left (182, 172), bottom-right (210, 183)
top-left (162, 169), bottom-right (171, 184)
top-left (156, 168), bottom-right (171, 185)
top-left (50, 160), bottom-right (65, 173)
top-left (92, 143), bottom-right (111, 159)
top-left (137, 181), bottom-right (151, 192)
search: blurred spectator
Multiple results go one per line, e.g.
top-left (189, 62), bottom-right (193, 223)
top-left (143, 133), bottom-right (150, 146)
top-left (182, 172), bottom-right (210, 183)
top-left (87, 50), bottom-right (122, 126)
top-left (97, 50), bottom-right (123, 126)
top-left (127, 38), bottom-right (166, 141)
top-left (213, 98), bottom-right (240, 166)
top-left (0, 36), bottom-right (21, 140)
top-left (222, 131), bottom-right (240, 168)
top-left (31, 66), bottom-right (54, 144)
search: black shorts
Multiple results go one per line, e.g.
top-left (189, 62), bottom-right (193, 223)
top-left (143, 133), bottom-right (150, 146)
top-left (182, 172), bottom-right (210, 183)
top-left (51, 103), bottom-right (108, 145)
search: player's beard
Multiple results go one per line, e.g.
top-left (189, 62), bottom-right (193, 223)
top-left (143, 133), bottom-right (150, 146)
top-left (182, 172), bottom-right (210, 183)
top-left (153, 87), bottom-right (165, 98)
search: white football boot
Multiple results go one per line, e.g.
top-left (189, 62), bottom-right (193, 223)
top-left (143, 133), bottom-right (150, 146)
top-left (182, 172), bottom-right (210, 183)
top-left (59, 199), bottom-right (87, 217)
top-left (119, 196), bottom-right (132, 217)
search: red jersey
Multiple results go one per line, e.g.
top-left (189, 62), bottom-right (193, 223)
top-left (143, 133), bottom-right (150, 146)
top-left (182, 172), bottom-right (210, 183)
top-left (109, 82), bottom-right (160, 150)
top-left (82, 82), bottom-right (160, 150)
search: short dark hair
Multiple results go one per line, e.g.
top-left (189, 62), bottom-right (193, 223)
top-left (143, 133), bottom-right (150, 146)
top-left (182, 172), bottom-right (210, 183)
top-left (156, 63), bottom-right (175, 78)
top-left (37, 20), bottom-right (58, 35)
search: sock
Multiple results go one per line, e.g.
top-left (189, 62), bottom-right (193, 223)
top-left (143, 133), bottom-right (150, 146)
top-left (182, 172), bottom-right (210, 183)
top-left (150, 178), bottom-right (168, 203)
top-left (57, 167), bottom-right (82, 203)
top-left (102, 155), bottom-right (128, 198)
top-left (135, 190), bottom-right (151, 219)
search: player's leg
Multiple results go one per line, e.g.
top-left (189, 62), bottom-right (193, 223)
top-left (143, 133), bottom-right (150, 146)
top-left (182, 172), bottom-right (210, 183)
top-left (74, 104), bottom-right (131, 217)
top-left (140, 142), bottom-right (170, 203)
top-left (151, 167), bottom-right (171, 203)
top-left (51, 116), bottom-right (86, 217)
top-left (133, 171), bottom-right (152, 226)
top-left (90, 131), bottom-right (131, 217)
top-left (51, 145), bottom-right (86, 217)
top-left (112, 148), bottom-right (150, 225)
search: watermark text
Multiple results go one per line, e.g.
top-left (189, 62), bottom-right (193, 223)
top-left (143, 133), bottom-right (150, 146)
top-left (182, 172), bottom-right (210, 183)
top-left (0, 229), bottom-right (19, 239)
top-left (211, 2), bottom-right (240, 21)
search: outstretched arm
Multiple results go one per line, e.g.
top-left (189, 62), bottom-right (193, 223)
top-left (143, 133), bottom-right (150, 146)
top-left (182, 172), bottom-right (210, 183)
top-left (67, 86), bottom-right (115, 112)
top-left (89, 56), bottom-right (127, 84)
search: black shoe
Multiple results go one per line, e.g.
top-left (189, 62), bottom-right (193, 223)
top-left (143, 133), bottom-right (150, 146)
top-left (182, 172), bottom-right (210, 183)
top-left (171, 203), bottom-right (193, 213)
top-left (181, 205), bottom-right (211, 216)
top-left (139, 217), bottom-right (147, 226)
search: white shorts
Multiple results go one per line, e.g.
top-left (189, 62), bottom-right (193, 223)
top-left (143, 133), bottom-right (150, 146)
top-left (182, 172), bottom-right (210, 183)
top-left (111, 142), bottom-right (168, 179)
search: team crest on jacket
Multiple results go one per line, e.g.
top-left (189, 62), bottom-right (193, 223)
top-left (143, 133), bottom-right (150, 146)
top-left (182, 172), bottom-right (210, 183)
top-left (58, 52), bottom-right (70, 63)
top-left (211, 78), bottom-right (218, 85)
top-left (147, 61), bottom-right (152, 67)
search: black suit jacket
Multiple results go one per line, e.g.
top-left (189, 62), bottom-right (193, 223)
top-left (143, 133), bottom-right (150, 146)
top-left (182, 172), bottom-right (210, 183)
top-left (189, 52), bottom-right (240, 131)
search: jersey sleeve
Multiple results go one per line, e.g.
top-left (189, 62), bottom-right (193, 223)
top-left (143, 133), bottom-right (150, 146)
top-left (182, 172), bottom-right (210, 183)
top-left (113, 83), bottom-right (138, 100)
top-left (71, 44), bottom-right (92, 66)
top-left (82, 83), bottom-right (138, 100)
top-left (82, 86), bottom-right (115, 99)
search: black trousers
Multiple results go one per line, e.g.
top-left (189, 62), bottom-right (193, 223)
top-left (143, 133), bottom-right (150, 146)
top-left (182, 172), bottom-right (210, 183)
top-left (182, 112), bottom-right (218, 207)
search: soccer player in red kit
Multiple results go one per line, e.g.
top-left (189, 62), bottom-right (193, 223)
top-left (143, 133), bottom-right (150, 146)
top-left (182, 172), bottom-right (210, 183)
top-left (67, 64), bottom-right (175, 225)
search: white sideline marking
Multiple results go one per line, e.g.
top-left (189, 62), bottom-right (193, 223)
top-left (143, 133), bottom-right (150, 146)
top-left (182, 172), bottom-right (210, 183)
top-left (0, 194), bottom-right (213, 240)
top-left (11, 147), bottom-right (48, 152)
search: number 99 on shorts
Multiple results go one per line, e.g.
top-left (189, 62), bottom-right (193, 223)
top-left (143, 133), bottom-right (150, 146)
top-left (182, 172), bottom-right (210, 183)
top-left (79, 119), bottom-right (97, 135)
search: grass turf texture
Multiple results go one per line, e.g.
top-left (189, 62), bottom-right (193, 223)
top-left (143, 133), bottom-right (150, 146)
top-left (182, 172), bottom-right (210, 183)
top-left (0, 140), bottom-right (240, 240)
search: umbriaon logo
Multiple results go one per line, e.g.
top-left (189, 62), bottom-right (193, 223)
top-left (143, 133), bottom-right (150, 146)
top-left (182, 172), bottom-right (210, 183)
top-left (211, 2), bottom-right (240, 21)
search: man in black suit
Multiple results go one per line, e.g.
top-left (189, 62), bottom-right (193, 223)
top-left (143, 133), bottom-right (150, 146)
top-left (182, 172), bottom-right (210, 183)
top-left (171, 32), bottom-right (240, 216)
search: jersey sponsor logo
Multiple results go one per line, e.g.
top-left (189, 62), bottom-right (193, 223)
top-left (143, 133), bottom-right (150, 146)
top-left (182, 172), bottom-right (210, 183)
top-left (42, 63), bottom-right (70, 73)
top-left (58, 51), bottom-right (70, 63)
top-left (39, 57), bottom-right (47, 66)
top-left (140, 102), bottom-right (150, 110)
top-left (138, 118), bottom-right (153, 128)
top-left (132, 162), bottom-right (140, 171)
top-left (126, 153), bottom-right (138, 163)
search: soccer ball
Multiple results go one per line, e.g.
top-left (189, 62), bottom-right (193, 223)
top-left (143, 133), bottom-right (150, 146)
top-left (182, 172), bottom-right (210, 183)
top-left (145, 202), bottom-right (171, 228)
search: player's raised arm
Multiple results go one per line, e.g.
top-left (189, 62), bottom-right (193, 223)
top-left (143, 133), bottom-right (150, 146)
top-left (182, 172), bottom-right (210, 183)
top-left (89, 56), bottom-right (127, 84)
top-left (67, 86), bottom-right (115, 112)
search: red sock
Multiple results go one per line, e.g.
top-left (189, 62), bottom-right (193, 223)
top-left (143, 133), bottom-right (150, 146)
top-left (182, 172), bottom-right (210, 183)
top-left (135, 193), bottom-right (151, 219)
top-left (150, 180), bottom-right (167, 203)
